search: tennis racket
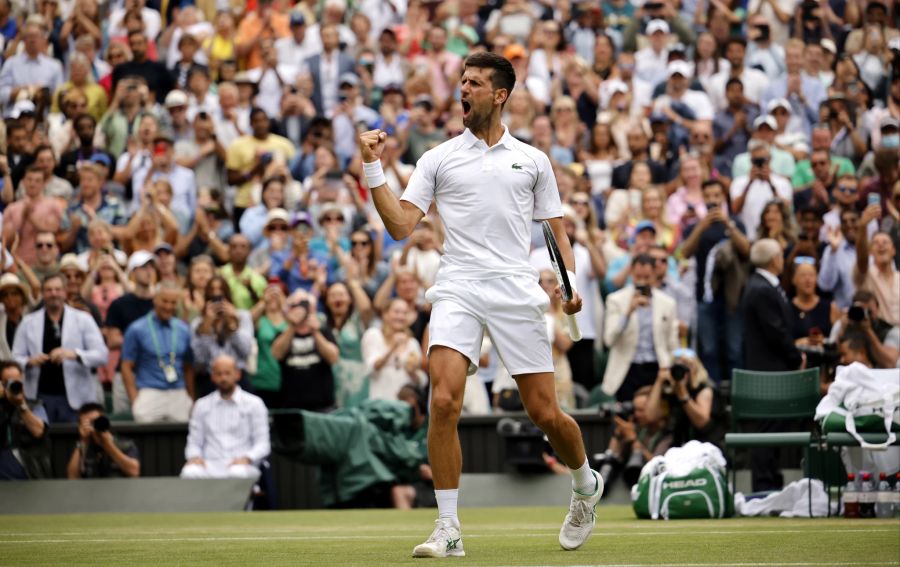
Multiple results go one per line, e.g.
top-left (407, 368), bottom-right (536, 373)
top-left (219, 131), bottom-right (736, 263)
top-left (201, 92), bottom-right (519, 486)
top-left (541, 220), bottom-right (582, 341)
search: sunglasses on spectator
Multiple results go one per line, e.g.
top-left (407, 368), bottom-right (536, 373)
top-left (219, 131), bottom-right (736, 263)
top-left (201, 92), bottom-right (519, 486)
top-left (836, 185), bottom-right (857, 194)
top-left (351, 240), bottom-right (370, 247)
top-left (36, 242), bottom-right (56, 249)
top-left (794, 256), bottom-right (816, 266)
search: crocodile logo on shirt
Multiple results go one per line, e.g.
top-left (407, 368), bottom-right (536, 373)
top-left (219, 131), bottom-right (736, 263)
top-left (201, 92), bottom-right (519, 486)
top-left (511, 163), bottom-right (524, 170)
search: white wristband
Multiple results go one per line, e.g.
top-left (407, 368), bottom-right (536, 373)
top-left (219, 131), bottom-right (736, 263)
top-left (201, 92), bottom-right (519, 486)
top-left (363, 160), bottom-right (387, 189)
top-left (566, 270), bottom-right (578, 294)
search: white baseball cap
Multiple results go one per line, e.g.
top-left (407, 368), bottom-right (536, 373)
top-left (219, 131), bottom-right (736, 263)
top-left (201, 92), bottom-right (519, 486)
top-left (646, 19), bottom-right (670, 35)
top-left (164, 90), bottom-right (188, 108)
top-left (766, 98), bottom-right (792, 114)
top-left (667, 60), bottom-right (693, 78)
top-left (127, 250), bottom-right (157, 274)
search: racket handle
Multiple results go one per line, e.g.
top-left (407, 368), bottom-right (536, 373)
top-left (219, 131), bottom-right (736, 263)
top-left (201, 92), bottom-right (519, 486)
top-left (566, 314), bottom-right (582, 341)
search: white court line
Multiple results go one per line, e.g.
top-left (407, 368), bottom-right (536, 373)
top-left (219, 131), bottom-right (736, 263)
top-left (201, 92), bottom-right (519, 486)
top-left (2, 528), bottom-right (898, 544)
top-left (496, 563), bottom-right (899, 567)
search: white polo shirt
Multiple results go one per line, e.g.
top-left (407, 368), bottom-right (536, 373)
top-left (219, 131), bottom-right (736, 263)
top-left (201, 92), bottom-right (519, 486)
top-left (402, 126), bottom-right (563, 283)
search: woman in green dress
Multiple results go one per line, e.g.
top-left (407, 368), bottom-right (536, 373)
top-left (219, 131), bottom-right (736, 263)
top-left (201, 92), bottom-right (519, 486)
top-left (251, 280), bottom-right (289, 409)
top-left (323, 271), bottom-right (374, 408)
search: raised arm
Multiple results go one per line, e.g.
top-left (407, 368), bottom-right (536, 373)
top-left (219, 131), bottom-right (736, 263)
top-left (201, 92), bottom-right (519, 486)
top-left (359, 130), bottom-right (425, 241)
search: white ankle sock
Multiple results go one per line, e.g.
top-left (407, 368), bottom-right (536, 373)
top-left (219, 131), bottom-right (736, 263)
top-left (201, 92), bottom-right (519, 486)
top-left (435, 489), bottom-right (459, 524)
top-left (571, 457), bottom-right (596, 494)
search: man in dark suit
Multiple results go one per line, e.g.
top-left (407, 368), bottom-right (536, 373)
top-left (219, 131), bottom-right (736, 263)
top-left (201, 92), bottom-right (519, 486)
top-left (739, 237), bottom-right (806, 491)
top-left (304, 23), bottom-right (355, 117)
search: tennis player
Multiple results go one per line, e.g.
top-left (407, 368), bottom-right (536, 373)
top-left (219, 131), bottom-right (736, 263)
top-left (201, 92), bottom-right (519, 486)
top-left (358, 52), bottom-right (602, 558)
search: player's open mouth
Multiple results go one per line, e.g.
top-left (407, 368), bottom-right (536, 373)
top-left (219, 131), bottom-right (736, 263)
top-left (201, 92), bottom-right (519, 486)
top-left (461, 100), bottom-right (471, 118)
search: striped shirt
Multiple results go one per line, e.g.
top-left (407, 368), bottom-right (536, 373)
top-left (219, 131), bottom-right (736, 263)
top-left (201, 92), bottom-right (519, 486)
top-left (184, 387), bottom-right (270, 465)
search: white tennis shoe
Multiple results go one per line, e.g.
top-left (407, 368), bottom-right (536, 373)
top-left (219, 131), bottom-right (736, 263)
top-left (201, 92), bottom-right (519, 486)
top-left (412, 518), bottom-right (465, 558)
top-left (559, 470), bottom-right (604, 551)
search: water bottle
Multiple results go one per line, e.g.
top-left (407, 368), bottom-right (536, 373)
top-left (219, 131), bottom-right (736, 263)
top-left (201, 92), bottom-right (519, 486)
top-left (874, 472), bottom-right (893, 518)
top-left (858, 472), bottom-right (876, 518)
top-left (894, 473), bottom-right (900, 519)
top-left (843, 473), bottom-right (859, 518)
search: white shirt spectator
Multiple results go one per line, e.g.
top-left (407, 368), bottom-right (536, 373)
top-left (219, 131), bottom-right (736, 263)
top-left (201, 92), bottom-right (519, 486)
top-left (165, 24), bottom-right (213, 69)
top-left (729, 174), bottom-right (793, 240)
top-left (275, 36), bottom-right (316, 71)
top-left (247, 66), bottom-right (300, 120)
top-left (652, 89), bottom-right (714, 121)
top-left (708, 67), bottom-right (771, 111)
top-left (181, 386), bottom-right (270, 480)
top-left (361, 329), bottom-right (423, 401)
top-left (635, 47), bottom-right (669, 88)
top-left (108, 7), bottom-right (162, 41)
top-left (303, 23), bottom-right (357, 57)
top-left (373, 53), bottom-right (405, 89)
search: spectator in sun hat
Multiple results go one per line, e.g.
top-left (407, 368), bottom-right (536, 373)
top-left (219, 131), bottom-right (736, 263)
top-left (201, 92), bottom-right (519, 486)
top-left (767, 98), bottom-right (806, 147)
top-left (248, 207), bottom-right (297, 273)
top-left (58, 253), bottom-right (101, 324)
top-left (0, 273), bottom-right (30, 359)
top-left (308, 202), bottom-right (351, 282)
top-left (161, 89), bottom-right (192, 144)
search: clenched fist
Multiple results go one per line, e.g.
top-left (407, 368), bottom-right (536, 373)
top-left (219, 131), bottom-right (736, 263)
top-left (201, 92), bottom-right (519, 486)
top-left (359, 129), bottom-right (387, 163)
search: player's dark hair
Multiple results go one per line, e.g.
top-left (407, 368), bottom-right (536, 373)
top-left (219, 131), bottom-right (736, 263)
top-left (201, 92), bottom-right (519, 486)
top-left (463, 51), bottom-right (516, 108)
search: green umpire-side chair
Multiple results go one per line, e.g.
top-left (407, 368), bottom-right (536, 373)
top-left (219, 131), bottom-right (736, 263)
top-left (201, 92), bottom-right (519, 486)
top-left (724, 367), bottom-right (821, 515)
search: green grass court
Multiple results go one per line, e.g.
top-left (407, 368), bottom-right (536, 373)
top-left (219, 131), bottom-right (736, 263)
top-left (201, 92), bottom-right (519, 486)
top-left (5, 506), bottom-right (899, 566)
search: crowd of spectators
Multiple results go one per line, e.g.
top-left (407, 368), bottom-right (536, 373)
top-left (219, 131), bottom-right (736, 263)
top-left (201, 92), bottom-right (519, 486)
top-left (0, 0), bottom-right (897, 494)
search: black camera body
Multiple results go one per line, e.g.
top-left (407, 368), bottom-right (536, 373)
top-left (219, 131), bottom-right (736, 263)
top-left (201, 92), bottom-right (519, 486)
top-left (751, 156), bottom-right (767, 168)
top-left (7, 380), bottom-right (23, 396)
top-left (671, 363), bottom-right (690, 381)
top-left (93, 415), bottom-right (111, 433)
top-left (636, 284), bottom-right (652, 297)
top-left (848, 305), bottom-right (869, 322)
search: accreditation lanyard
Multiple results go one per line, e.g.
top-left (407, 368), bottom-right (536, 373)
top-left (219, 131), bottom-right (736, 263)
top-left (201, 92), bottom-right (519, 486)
top-left (146, 314), bottom-right (178, 376)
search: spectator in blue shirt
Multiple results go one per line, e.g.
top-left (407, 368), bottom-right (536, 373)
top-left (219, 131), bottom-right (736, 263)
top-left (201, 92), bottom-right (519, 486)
top-left (121, 281), bottom-right (194, 423)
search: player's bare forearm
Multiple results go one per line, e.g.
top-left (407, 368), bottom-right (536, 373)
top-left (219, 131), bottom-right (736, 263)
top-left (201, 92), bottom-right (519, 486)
top-left (371, 184), bottom-right (423, 241)
top-left (359, 129), bottom-right (424, 240)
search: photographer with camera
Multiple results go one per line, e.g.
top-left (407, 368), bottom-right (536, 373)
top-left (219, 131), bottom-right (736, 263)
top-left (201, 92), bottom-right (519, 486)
top-left (596, 386), bottom-right (673, 487)
top-left (730, 139), bottom-right (794, 241)
top-left (601, 254), bottom-right (679, 402)
top-left (645, 348), bottom-right (722, 447)
top-left (271, 290), bottom-right (339, 411)
top-left (66, 402), bottom-right (140, 478)
top-left (829, 290), bottom-right (900, 370)
top-left (0, 361), bottom-right (50, 480)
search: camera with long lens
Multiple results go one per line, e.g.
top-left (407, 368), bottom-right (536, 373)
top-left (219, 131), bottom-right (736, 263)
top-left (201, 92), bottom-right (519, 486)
top-left (7, 381), bottom-right (23, 396)
top-left (92, 415), bottom-right (111, 433)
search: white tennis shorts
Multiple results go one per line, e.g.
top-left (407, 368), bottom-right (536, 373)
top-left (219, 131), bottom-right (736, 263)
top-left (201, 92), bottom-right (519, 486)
top-left (425, 275), bottom-right (553, 377)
